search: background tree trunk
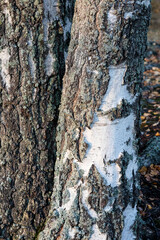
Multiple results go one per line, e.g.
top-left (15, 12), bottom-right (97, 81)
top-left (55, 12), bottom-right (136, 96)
top-left (0, 0), bottom-right (74, 239)
top-left (39, 0), bottom-right (150, 239)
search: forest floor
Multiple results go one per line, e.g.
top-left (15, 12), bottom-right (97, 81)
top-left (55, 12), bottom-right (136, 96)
top-left (141, 42), bottom-right (160, 145)
top-left (139, 1), bottom-right (160, 239)
top-left (139, 41), bottom-right (160, 240)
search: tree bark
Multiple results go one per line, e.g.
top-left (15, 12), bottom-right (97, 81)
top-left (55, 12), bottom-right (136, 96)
top-left (39, 0), bottom-right (151, 239)
top-left (0, 0), bottom-right (74, 239)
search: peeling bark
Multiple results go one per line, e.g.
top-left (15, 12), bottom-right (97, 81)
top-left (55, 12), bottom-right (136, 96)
top-left (0, 0), bottom-right (74, 239)
top-left (39, 0), bottom-right (150, 239)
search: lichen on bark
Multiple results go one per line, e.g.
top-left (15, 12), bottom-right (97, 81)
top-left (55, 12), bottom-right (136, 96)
top-left (0, 0), bottom-right (75, 239)
top-left (39, 1), bottom-right (151, 240)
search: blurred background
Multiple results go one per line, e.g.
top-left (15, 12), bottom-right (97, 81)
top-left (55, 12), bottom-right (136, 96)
top-left (148, 0), bottom-right (160, 43)
top-left (139, 1), bottom-right (160, 239)
top-left (141, 0), bottom-right (160, 146)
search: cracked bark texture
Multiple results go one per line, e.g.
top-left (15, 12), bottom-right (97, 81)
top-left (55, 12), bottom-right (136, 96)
top-left (39, 0), bottom-right (151, 240)
top-left (0, 0), bottom-right (75, 239)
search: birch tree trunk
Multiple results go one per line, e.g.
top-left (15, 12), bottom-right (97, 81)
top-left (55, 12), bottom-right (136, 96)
top-left (39, 0), bottom-right (151, 239)
top-left (0, 0), bottom-right (74, 239)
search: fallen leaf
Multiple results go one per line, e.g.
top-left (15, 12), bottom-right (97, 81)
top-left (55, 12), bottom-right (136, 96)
top-left (153, 112), bottom-right (160, 115)
top-left (141, 116), bottom-right (146, 120)
top-left (147, 204), bottom-right (152, 210)
top-left (144, 113), bottom-right (151, 117)
top-left (155, 165), bottom-right (160, 170)
top-left (145, 174), bottom-right (151, 181)
top-left (146, 134), bottom-right (150, 137)
top-left (152, 122), bottom-right (159, 127)
top-left (150, 169), bottom-right (159, 176)
top-left (139, 166), bottom-right (147, 175)
top-left (155, 132), bottom-right (160, 136)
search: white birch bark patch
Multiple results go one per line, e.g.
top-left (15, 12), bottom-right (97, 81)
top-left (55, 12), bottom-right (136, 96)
top-left (141, 0), bottom-right (151, 8)
top-left (49, 62), bottom-right (139, 239)
top-left (122, 204), bottom-right (137, 240)
top-left (108, 8), bottom-right (117, 26)
top-left (0, 48), bottom-right (11, 90)
top-left (44, 52), bottom-right (56, 77)
top-left (90, 224), bottom-right (106, 240)
top-left (79, 63), bottom-right (137, 187)
top-left (3, 0), bottom-right (12, 25)
top-left (28, 31), bottom-right (36, 80)
top-left (77, 62), bottom-right (138, 238)
top-left (52, 62), bottom-right (139, 239)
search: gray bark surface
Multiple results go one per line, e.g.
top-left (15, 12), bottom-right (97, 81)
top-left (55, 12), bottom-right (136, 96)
top-left (39, 0), bottom-right (151, 239)
top-left (0, 0), bottom-right (151, 239)
top-left (0, 0), bottom-right (74, 239)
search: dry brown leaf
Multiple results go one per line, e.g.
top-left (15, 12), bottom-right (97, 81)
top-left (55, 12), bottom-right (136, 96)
top-left (146, 134), bottom-right (150, 137)
top-left (153, 112), bottom-right (160, 115)
top-left (155, 132), bottom-right (160, 136)
top-left (141, 116), bottom-right (146, 120)
top-left (153, 182), bottom-right (158, 185)
top-left (145, 174), bottom-right (151, 182)
top-left (152, 122), bottom-right (159, 127)
top-left (155, 165), bottom-right (160, 170)
top-left (146, 129), bottom-right (151, 132)
top-left (147, 204), bottom-right (152, 210)
top-left (144, 113), bottom-right (151, 117)
top-left (150, 169), bottom-right (159, 176)
top-left (139, 166), bottom-right (147, 175)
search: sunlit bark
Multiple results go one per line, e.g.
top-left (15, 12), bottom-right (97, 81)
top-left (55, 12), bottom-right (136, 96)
top-left (39, 0), bottom-right (150, 239)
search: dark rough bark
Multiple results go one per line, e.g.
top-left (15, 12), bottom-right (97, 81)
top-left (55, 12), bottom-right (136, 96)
top-left (138, 137), bottom-right (160, 239)
top-left (39, 0), bottom-right (151, 239)
top-left (139, 137), bottom-right (160, 167)
top-left (0, 0), bottom-right (74, 239)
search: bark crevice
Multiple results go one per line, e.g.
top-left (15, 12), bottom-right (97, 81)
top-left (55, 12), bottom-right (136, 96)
top-left (0, 0), bottom-right (75, 239)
